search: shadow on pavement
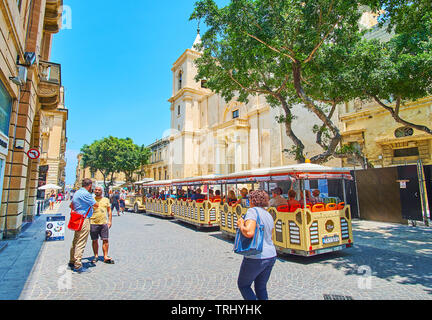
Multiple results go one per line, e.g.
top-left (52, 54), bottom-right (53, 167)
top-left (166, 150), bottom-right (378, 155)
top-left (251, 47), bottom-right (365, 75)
top-left (170, 220), bottom-right (220, 233)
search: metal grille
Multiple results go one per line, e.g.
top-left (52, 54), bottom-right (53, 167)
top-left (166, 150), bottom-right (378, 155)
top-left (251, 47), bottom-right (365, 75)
top-left (220, 212), bottom-right (226, 227)
top-left (310, 221), bottom-right (319, 245)
top-left (275, 220), bottom-right (283, 243)
top-left (323, 294), bottom-right (354, 300)
top-left (289, 221), bottom-right (300, 245)
top-left (210, 208), bottom-right (216, 221)
top-left (340, 218), bottom-right (349, 240)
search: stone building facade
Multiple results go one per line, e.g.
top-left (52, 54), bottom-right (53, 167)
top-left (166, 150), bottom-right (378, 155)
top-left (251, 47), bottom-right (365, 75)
top-left (38, 85), bottom-right (67, 190)
top-left (0, 0), bottom-right (64, 239)
top-left (143, 138), bottom-right (170, 181)
top-left (167, 34), bottom-right (341, 180)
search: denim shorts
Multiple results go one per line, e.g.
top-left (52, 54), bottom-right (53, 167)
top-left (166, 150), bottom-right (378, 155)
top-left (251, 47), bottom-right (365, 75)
top-left (90, 224), bottom-right (109, 240)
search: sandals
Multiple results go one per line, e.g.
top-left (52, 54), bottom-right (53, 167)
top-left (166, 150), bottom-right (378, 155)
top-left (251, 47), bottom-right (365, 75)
top-left (104, 258), bottom-right (115, 264)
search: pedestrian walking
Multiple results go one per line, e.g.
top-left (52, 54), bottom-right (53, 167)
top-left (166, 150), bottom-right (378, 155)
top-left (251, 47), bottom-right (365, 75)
top-left (68, 179), bottom-right (98, 273)
top-left (90, 187), bottom-right (114, 264)
top-left (111, 190), bottom-right (121, 216)
top-left (119, 189), bottom-right (126, 214)
top-left (236, 189), bottom-right (277, 300)
top-left (57, 191), bottom-right (63, 204)
top-left (49, 190), bottom-right (56, 210)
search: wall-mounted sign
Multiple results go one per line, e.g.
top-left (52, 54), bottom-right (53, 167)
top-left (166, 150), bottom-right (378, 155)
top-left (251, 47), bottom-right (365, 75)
top-left (396, 180), bottom-right (409, 189)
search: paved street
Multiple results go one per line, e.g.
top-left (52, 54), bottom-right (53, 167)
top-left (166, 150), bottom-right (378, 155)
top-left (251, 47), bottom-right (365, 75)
top-left (1, 200), bottom-right (431, 300)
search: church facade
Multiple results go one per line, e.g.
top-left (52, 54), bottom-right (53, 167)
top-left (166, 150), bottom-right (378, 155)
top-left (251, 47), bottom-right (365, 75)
top-left (166, 34), bottom-right (341, 180)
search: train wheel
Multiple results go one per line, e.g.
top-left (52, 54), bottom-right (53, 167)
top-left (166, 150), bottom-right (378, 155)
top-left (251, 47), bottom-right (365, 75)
top-left (134, 203), bottom-right (139, 213)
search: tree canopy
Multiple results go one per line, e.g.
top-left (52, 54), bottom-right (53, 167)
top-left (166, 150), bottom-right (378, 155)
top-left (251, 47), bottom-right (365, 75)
top-left (190, 0), bottom-right (432, 166)
top-left (80, 136), bottom-right (151, 193)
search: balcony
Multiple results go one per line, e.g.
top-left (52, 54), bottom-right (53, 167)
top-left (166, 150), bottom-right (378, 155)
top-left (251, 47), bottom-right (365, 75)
top-left (38, 61), bottom-right (62, 110)
top-left (44, 0), bottom-right (63, 34)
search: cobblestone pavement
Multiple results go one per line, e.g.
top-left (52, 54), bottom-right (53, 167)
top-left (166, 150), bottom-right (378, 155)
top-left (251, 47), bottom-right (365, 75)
top-left (1, 201), bottom-right (431, 300)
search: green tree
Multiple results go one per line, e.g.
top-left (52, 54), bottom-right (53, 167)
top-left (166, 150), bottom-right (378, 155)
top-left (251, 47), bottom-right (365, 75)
top-left (81, 137), bottom-right (152, 194)
top-left (81, 136), bottom-right (121, 194)
top-left (191, 0), bottom-right (432, 168)
top-left (191, 0), bottom-right (372, 165)
top-left (116, 138), bottom-right (152, 184)
top-left (348, 3), bottom-right (432, 135)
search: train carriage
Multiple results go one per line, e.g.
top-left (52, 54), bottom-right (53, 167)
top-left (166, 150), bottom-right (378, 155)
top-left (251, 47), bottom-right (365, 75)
top-left (211, 163), bottom-right (354, 256)
top-left (132, 162), bottom-right (354, 257)
top-left (140, 180), bottom-right (173, 219)
top-left (125, 178), bottom-right (153, 213)
top-left (170, 175), bottom-right (221, 228)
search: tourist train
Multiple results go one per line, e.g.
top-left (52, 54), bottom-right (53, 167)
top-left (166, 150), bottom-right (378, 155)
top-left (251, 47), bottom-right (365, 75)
top-left (125, 162), bottom-right (354, 257)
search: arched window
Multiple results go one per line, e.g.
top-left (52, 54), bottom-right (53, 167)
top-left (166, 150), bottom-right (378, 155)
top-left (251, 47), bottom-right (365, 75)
top-left (395, 127), bottom-right (414, 138)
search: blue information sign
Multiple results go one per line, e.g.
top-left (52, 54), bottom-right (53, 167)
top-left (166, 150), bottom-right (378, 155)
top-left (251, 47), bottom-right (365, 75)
top-left (46, 216), bottom-right (65, 241)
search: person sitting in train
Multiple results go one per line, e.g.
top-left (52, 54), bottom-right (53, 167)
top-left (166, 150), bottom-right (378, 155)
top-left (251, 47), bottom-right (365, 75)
top-left (158, 191), bottom-right (166, 201)
top-left (191, 188), bottom-right (206, 201)
top-left (235, 188), bottom-right (249, 207)
top-left (179, 189), bottom-right (187, 199)
top-left (208, 189), bottom-right (215, 200)
top-left (311, 189), bottom-right (323, 205)
top-left (225, 190), bottom-right (237, 205)
top-left (269, 187), bottom-right (288, 208)
top-left (213, 190), bottom-right (222, 201)
top-left (300, 189), bottom-right (312, 205)
top-left (287, 190), bottom-right (301, 208)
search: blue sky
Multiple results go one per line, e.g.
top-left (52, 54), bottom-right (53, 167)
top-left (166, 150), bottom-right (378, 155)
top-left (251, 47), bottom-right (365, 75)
top-left (51, 0), bottom-right (228, 185)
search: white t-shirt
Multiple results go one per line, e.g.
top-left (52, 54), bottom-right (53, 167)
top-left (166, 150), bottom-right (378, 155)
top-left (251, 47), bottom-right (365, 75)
top-left (243, 207), bottom-right (277, 259)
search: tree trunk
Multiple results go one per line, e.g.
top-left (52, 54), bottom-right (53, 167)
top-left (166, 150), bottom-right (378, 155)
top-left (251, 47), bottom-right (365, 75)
top-left (277, 95), bottom-right (306, 163)
top-left (292, 61), bottom-right (342, 164)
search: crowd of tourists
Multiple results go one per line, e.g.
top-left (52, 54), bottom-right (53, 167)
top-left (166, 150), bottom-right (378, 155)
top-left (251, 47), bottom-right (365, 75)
top-left (141, 185), bottom-right (325, 210)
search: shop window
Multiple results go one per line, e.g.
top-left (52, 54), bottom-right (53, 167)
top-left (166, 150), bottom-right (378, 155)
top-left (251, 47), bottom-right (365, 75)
top-left (0, 81), bottom-right (12, 137)
top-left (393, 147), bottom-right (419, 157)
top-left (395, 127), bottom-right (414, 138)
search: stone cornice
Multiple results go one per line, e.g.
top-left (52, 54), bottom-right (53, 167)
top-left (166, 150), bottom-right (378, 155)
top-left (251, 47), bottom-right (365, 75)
top-left (171, 49), bottom-right (201, 71)
top-left (375, 133), bottom-right (432, 145)
top-left (211, 118), bottom-right (250, 131)
top-left (341, 129), bottom-right (366, 136)
top-left (246, 105), bottom-right (270, 118)
top-left (168, 87), bottom-right (209, 103)
top-left (339, 96), bottom-right (432, 122)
